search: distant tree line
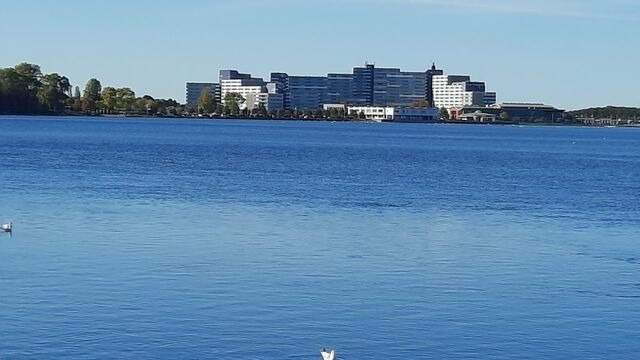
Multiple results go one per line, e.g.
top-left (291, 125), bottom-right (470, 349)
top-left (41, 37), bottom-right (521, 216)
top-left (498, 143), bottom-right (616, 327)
top-left (0, 63), bottom-right (70, 114)
top-left (192, 88), bottom-right (368, 120)
top-left (0, 62), bottom-right (184, 116)
top-left (568, 106), bottom-right (640, 120)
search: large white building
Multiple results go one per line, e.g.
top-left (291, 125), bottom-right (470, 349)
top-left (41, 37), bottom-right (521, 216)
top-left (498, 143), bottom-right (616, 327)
top-left (219, 70), bottom-right (283, 111)
top-left (432, 75), bottom-right (496, 108)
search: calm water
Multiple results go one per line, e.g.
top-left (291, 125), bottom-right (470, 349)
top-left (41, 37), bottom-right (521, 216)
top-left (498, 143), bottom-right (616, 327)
top-left (1, 116), bottom-right (639, 359)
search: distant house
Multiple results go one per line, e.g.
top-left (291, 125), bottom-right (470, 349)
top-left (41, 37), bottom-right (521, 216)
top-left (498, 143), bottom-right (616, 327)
top-left (457, 111), bottom-right (497, 123)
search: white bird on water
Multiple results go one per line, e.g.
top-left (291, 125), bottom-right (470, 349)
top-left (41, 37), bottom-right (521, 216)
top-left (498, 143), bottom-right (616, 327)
top-left (321, 349), bottom-right (336, 360)
top-left (2, 221), bottom-right (12, 232)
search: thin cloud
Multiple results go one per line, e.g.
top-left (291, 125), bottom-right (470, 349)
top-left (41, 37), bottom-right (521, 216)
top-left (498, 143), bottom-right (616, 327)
top-left (374, 0), bottom-right (639, 18)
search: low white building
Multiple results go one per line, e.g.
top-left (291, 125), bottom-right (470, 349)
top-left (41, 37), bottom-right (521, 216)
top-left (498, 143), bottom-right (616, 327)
top-left (347, 106), bottom-right (438, 123)
top-left (323, 103), bottom-right (346, 111)
top-left (458, 110), bottom-right (497, 123)
top-left (348, 106), bottom-right (394, 121)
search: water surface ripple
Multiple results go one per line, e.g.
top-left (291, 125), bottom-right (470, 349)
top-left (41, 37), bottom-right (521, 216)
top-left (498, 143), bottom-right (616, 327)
top-left (1, 116), bottom-right (639, 359)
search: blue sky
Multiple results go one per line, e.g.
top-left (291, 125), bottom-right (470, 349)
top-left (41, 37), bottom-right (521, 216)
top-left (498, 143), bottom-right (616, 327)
top-left (1, 0), bottom-right (638, 109)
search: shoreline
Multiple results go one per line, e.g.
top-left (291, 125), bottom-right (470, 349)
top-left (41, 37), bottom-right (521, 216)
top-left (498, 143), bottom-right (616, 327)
top-left (1, 113), bottom-right (639, 128)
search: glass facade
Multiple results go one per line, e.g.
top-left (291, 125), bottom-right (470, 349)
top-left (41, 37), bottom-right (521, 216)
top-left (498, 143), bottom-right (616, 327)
top-left (288, 76), bottom-right (328, 111)
top-left (262, 63), bottom-right (453, 110)
top-left (186, 82), bottom-right (220, 107)
top-left (327, 73), bottom-right (354, 104)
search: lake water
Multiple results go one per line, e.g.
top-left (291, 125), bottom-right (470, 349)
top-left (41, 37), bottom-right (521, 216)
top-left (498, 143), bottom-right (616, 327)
top-left (1, 116), bottom-right (639, 359)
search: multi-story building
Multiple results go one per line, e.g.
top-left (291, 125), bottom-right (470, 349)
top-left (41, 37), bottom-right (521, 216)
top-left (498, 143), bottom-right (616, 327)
top-left (327, 73), bottom-right (354, 104)
top-left (270, 73), bottom-right (330, 110)
top-left (483, 92), bottom-right (497, 106)
top-left (244, 92), bottom-right (284, 112)
top-left (373, 67), bottom-right (426, 106)
top-left (209, 63), bottom-right (494, 112)
top-left (426, 63), bottom-right (443, 107)
top-left (269, 63), bottom-right (433, 110)
top-left (218, 69), bottom-right (284, 111)
top-left (288, 76), bottom-right (328, 110)
top-left (185, 82), bottom-right (220, 108)
top-left (351, 63), bottom-right (428, 107)
top-left (219, 69), bottom-right (269, 110)
top-left (219, 70), bottom-right (266, 101)
top-left (269, 72), bottom-right (290, 109)
top-left (432, 75), bottom-right (496, 108)
top-left (264, 83), bottom-right (284, 111)
top-left (352, 64), bottom-right (375, 106)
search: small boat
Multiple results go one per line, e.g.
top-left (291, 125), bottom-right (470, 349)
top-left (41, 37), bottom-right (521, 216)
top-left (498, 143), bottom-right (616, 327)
top-left (321, 349), bottom-right (336, 360)
top-left (2, 222), bottom-right (12, 232)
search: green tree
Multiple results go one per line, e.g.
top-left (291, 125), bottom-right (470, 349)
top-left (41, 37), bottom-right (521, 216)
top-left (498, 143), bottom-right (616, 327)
top-left (0, 66), bottom-right (41, 114)
top-left (82, 79), bottom-right (102, 113)
top-left (115, 87), bottom-right (135, 113)
top-left (439, 107), bottom-right (450, 120)
top-left (252, 104), bottom-right (268, 118)
top-left (82, 98), bottom-right (96, 113)
top-left (14, 63), bottom-right (42, 93)
top-left (165, 106), bottom-right (178, 116)
top-left (198, 87), bottom-right (215, 114)
top-left (37, 73), bottom-right (70, 112)
top-left (83, 78), bottom-right (102, 102)
top-left (214, 103), bottom-right (224, 115)
top-left (499, 111), bottom-right (510, 121)
top-left (70, 97), bottom-right (82, 112)
top-left (100, 87), bottom-right (118, 113)
top-left (224, 92), bottom-right (244, 115)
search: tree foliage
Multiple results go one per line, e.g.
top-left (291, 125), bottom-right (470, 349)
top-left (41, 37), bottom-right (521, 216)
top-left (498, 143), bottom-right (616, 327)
top-left (439, 107), bottom-right (450, 120)
top-left (568, 106), bottom-right (640, 119)
top-left (83, 78), bottom-right (102, 102)
top-left (0, 63), bottom-right (45, 114)
top-left (198, 87), bottom-right (215, 114)
top-left (0, 62), bottom-right (186, 116)
top-left (37, 73), bottom-right (71, 112)
top-left (224, 92), bottom-right (244, 115)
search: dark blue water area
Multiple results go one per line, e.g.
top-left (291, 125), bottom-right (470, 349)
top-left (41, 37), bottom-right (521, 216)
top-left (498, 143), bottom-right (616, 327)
top-left (0, 116), bottom-right (639, 359)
